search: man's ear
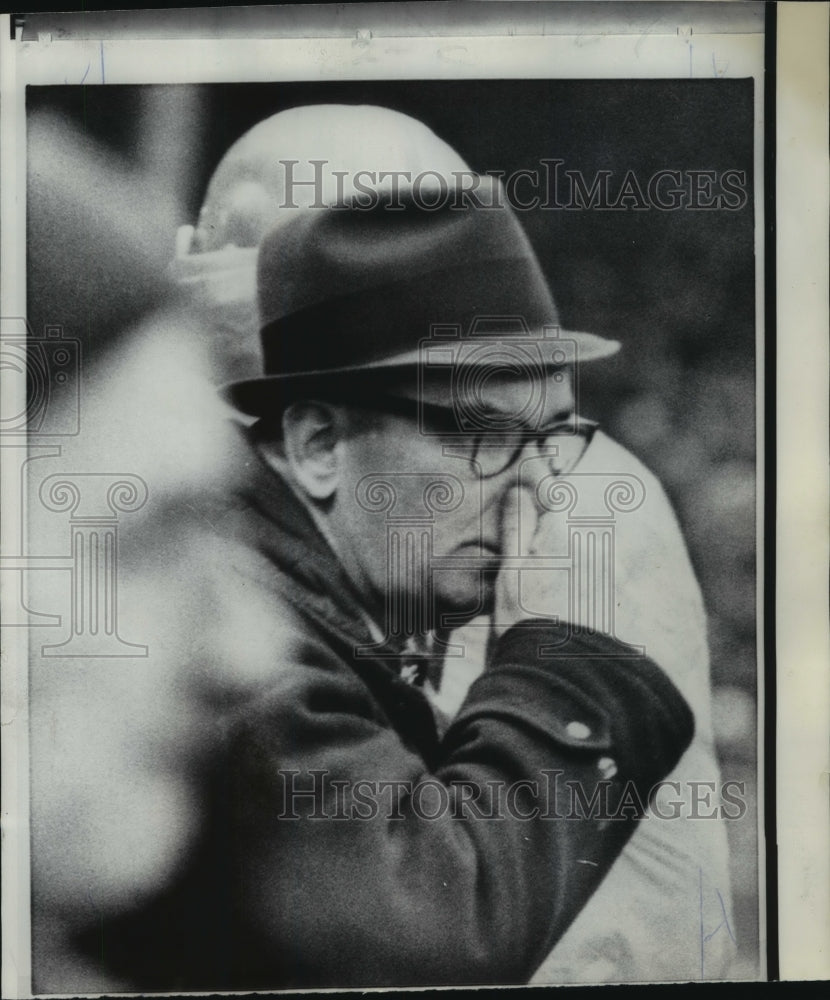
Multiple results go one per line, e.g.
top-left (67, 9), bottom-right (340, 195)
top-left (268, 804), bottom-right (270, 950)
top-left (281, 401), bottom-right (342, 500)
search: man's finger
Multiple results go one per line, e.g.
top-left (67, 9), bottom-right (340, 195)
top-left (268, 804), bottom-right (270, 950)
top-left (500, 484), bottom-right (538, 558)
top-left (499, 484), bottom-right (521, 558)
top-left (518, 485), bottom-right (540, 557)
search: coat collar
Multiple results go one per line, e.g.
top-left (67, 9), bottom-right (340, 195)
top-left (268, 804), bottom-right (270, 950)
top-left (223, 425), bottom-right (441, 758)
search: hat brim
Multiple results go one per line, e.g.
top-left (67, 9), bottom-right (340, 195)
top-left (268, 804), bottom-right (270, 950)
top-left (222, 331), bottom-right (620, 418)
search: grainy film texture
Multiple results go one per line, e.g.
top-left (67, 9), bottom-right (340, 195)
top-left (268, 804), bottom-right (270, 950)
top-left (19, 79), bottom-right (759, 990)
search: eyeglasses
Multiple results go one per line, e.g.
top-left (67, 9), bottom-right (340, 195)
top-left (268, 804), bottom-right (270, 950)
top-left (461, 415), bottom-right (598, 478)
top-left (336, 392), bottom-right (598, 479)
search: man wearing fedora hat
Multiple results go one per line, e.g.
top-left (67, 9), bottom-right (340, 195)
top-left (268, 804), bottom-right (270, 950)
top-left (37, 105), bottom-right (734, 990)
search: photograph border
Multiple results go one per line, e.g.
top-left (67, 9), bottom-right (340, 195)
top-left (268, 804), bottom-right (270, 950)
top-left (0, 1), bottom-right (824, 991)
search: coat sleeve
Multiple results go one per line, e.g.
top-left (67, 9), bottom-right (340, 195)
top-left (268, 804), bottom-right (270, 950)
top-left (529, 436), bottom-right (738, 983)
top-left (217, 619), bottom-right (693, 988)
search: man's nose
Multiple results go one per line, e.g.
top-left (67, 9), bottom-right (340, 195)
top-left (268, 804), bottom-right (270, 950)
top-left (477, 439), bottom-right (549, 510)
top-left (479, 434), bottom-right (567, 538)
top-left (513, 438), bottom-right (561, 496)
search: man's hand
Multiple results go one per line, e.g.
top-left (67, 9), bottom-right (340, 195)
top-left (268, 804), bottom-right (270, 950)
top-left (493, 430), bottom-right (708, 719)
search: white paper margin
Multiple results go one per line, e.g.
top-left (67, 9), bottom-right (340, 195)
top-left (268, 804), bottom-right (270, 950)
top-left (776, 1), bottom-right (830, 983)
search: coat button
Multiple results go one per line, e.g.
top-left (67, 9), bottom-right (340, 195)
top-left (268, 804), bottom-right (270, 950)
top-left (565, 720), bottom-right (592, 740)
top-left (597, 756), bottom-right (618, 779)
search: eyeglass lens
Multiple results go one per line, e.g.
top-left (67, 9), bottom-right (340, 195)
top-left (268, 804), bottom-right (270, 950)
top-left (472, 424), bottom-right (594, 478)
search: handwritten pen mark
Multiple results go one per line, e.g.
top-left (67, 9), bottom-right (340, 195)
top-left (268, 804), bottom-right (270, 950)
top-left (704, 890), bottom-right (737, 946)
top-left (699, 868), bottom-right (736, 977)
top-left (80, 62), bottom-right (90, 84)
top-left (99, 41), bottom-right (105, 84)
top-left (712, 52), bottom-right (730, 78)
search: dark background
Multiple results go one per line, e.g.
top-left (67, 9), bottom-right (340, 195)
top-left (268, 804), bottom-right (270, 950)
top-left (27, 79), bottom-right (759, 974)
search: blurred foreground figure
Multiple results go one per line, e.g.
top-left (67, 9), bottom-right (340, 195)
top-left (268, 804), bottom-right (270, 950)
top-left (30, 106), bottom-right (734, 990)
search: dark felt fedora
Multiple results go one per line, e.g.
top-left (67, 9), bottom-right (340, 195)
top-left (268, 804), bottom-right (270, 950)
top-left (224, 176), bottom-right (618, 416)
